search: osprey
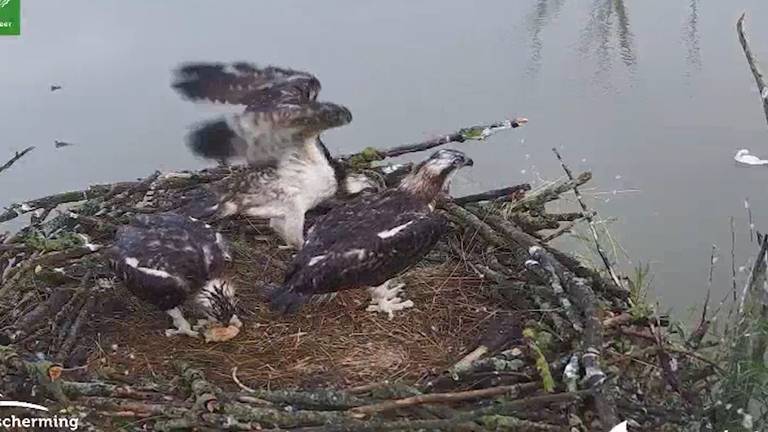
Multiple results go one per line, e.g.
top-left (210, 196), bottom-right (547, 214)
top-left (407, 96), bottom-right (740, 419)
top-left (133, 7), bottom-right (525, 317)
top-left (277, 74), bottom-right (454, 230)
top-left (172, 62), bottom-right (374, 248)
top-left (107, 213), bottom-right (241, 342)
top-left (268, 149), bottom-right (474, 318)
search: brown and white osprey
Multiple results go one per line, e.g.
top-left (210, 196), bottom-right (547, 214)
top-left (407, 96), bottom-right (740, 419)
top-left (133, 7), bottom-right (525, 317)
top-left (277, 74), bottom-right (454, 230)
top-left (107, 213), bottom-right (241, 342)
top-left (268, 149), bottom-right (473, 318)
top-left (172, 62), bottom-right (373, 248)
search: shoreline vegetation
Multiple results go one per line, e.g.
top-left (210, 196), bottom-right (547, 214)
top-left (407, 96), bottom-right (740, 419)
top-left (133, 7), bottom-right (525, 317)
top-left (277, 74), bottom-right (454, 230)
top-left (0, 13), bottom-right (766, 432)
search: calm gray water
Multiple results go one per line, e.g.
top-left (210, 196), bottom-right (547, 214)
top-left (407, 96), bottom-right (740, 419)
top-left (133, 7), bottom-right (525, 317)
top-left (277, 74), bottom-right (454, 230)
top-left (2, 0), bottom-right (768, 314)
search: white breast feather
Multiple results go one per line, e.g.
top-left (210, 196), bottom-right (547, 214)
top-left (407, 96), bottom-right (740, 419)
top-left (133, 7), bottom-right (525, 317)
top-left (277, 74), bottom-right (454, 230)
top-left (343, 249), bottom-right (368, 260)
top-left (308, 254), bottom-right (326, 266)
top-left (276, 139), bottom-right (337, 212)
top-left (377, 221), bottom-right (415, 239)
top-left (124, 257), bottom-right (174, 279)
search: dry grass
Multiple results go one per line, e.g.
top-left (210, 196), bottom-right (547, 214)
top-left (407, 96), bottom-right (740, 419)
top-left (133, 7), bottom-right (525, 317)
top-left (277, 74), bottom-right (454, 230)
top-left (86, 231), bottom-right (503, 391)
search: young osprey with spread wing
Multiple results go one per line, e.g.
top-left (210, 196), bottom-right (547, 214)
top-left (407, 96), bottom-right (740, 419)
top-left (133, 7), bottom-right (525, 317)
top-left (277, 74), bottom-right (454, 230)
top-left (172, 62), bottom-right (373, 248)
top-left (268, 149), bottom-right (473, 318)
top-left (107, 213), bottom-right (241, 342)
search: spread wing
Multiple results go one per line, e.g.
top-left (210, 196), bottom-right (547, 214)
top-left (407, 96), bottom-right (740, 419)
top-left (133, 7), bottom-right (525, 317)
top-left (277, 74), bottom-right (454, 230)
top-left (172, 62), bottom-right (320, 109)
top-left (269, 191), bottom-right (448, 313)
top-left (172, 62), bottom-right (352, 166)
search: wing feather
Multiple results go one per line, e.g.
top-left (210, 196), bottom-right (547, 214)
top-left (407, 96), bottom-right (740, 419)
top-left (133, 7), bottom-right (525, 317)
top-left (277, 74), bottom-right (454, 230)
top-left (174, 62), bottom-right (351, 166)
top-left (109, 214), bottom-right (227, 310)
top-left (270, 191), bottom-right (447, 313)
top-left (172, 62), bottom-right (319, 108)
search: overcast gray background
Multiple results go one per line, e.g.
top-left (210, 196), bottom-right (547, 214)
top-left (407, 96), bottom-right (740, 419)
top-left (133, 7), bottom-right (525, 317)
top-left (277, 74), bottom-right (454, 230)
top-left (2, 0), bottom-right (768, 315)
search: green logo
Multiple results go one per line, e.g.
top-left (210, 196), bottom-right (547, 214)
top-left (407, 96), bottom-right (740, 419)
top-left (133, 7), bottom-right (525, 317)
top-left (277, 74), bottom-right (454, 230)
top-left (0, 0), bottom-right (20, 36)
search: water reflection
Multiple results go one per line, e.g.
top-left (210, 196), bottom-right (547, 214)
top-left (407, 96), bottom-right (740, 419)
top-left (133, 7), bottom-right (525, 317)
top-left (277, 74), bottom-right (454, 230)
top-left (578, 0), bottom-right (637, 88)
top-left (683, 0), bottom-right (702, 76)
top-left (524, 0), bottom-right (566, 79)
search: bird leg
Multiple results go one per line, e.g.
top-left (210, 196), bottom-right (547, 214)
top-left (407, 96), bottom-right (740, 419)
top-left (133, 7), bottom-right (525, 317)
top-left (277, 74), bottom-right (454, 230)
top-left (270, 212), bottom-right (305, 249)
top-left (164, 307), bottom-right (199, 338)
top-left (366, 279), bottom-right (414, 320)
top-left (268, 217), bottom-right (292, 249)
top-left (192, 319), bottom-right (211, 331)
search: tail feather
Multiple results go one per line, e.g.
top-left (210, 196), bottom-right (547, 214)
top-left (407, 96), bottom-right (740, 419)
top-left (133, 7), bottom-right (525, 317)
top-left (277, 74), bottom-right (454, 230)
top-left (187, 118), bottom-right (246, 162)
top-left (264, 284), bottom-right (308, 315)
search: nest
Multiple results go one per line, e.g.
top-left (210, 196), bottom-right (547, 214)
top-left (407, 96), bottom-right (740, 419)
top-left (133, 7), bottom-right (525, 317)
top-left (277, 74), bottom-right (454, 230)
top-left (0, 124), bottom-right (724, 431)
top-left (91, 231), bottom-right (496, 390)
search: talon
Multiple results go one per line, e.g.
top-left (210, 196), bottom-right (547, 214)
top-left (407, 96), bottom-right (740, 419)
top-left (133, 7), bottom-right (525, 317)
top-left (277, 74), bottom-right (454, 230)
top-left (367, 280), bottom-right (414, 319)
top-left (165, 328), bottom-right (199, 338)
top-left (192, 319), bottom-right (211, 331)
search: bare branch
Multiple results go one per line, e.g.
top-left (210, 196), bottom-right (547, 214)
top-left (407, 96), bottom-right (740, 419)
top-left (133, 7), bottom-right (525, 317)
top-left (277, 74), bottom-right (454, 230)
top-left (552, 148), bottom-right (625, 293)
top-left (342, 118), bottom-right (528, 163)
top-left (737, 13), bottom-right (768, 127)
top-left (0, 146), bottom-right (35, 176)
top-left (348, 382), bottom-right (539, 418)
top-left (453, 183), bottom-right (531, 205)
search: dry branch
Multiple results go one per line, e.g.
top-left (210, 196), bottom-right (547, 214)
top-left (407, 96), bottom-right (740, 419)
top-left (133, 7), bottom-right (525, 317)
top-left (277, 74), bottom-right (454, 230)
top-left (377, 118), bottom-right (528, 158)
top-left (453, 183), bottom-right (531, 205)
top-left (0, 146), bottom-right (35, 176)
top-left (342, 118), bottom-right (528, 165)
top-left (552, 148), bottom-right (625, 293)
top-left (737, 13), bottom-right (768, 126)
top-left (527, 246), bottom-right (618, 429)
top-left (504, 172), bottom-right (592, 214)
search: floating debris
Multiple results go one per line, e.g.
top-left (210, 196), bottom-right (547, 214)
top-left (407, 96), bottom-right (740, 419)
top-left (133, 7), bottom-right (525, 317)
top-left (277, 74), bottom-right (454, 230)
top-left (54, 140), bottom-right (75, 148)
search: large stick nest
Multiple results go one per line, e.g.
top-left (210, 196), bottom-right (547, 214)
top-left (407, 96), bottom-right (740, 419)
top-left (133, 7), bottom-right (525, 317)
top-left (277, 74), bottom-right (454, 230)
top-left (0, 125), bottom-right (718, 431)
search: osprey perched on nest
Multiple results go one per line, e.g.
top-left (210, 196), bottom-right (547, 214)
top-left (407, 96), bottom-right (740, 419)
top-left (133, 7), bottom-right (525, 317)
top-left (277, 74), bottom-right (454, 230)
top-left (172, 62), bottom-right (374, 248)
top-left (107, 213), bottom-right (241, 342)
top-left (268, 149), bottom-right (474, 318)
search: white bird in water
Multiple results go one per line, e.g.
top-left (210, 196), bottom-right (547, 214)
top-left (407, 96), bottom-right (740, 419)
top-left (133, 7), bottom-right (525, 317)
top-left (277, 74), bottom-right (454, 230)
top-left (735, 149), bottom-right (768, 166)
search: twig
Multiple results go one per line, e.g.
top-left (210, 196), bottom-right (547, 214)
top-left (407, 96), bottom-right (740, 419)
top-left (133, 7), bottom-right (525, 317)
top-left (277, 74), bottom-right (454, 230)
top-left (453, 183), bottom-right (531, 205)
top-left (0, 146), bottom-right (35, 176)
top-left (504, 172), bottom-right (592, 214)
top-left (348, 382), bottom-right (540, 418)
top-left (0, 184), bottom-right (115, 224)
top-left (231, 367), bottom-right (366, 410)
top-left (0, 170), bottom-right (226, 224)
top-left (551, 148), bottom-right (625, 293)
top-left (379, 118), bottom-right (528, 158)
top-left (731, 216), bottom-right (738, 304)
top-left (541, 220), bottom-right (578, 243)
top-left (737, 12), bottom-right (768, 127)
top-left (342, 118), bottom-right (528, 164)
top-left (528, 246), bottom-right (618, 428)
top-left (57, 292), bottom-right (96, 362)
top-left (524, 250), bottom-right (583, 333)
top-left (300, 392), bottom-right (586, 432)
top-left (745, 198), bottom-right (754, 243)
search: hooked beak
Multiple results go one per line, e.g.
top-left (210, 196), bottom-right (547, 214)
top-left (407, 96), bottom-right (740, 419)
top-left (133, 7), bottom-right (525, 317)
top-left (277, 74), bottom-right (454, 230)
top-left (511, 117), bottom-right (529, 128)
top-left (460, 156), bottom-right (474, 167)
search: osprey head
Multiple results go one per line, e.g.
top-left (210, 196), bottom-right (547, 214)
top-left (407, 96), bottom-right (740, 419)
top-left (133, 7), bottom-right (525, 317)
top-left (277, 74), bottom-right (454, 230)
top-left (422, 149), bottom-right (474, 173)
top-left (197, 278), bottom-right (239, 327)
top-left (400, 149), bottom-right (473, 201)
top-left (343, 173), bottom-right (380, 195)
